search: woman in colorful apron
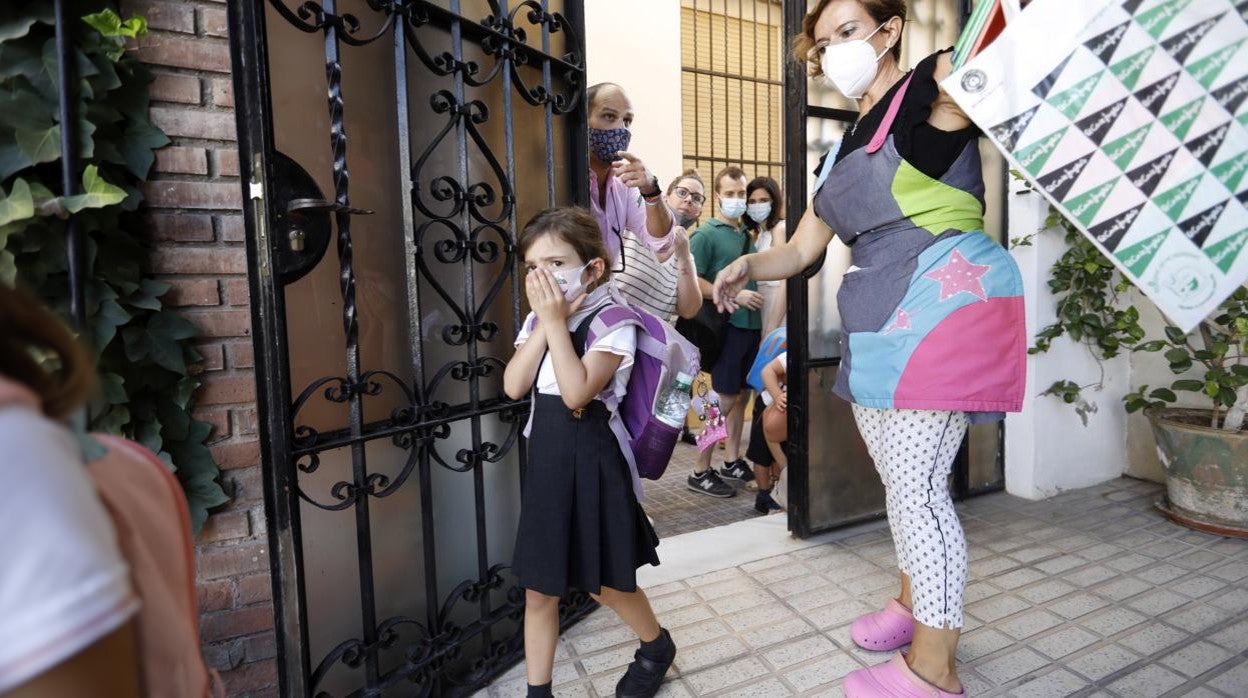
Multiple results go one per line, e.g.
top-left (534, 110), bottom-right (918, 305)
top-left (713, 1), bottom-right (1025, 696)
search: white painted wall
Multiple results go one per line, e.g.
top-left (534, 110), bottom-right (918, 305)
top-left (584, 0), bottom-right (684, 187)
top-left (1005, 179), bottom-right (1132, 499)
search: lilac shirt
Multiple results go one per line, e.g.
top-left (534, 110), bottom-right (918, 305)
top-left (589, 171), bottom-right (674, 262)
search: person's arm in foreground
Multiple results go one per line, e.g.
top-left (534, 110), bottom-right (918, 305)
top-left (713, 208), bottom-right (836, 313)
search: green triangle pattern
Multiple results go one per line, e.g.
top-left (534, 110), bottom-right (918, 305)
top-left (1048, 72), bottom-right (1105, 120)
top-left (1155, 174), bottom-right (1203, 221)
top-left (1160, 97), bottom-right (1205, 141)
top-left (1186, 40), bottom-right (1245, 90)
top-left (1109, 46), bottom-right (1155, 91)
top-left (1013, 128), bottom-right (1068, 175)
top-left (1104, 123), bottom-right (1153, 171)
top-left (1240, 113), bottom-right (1248, 127)
top-left (1211, 151), bottom-right (1248, 192)
top-left (1066, 178), bottom-right (1119, 226)
top-left (1136, 0), bottom-right (1193, 39)
top-left (1115, 230), bottom-right (1169, 276)
top-left (1204, 228), bottom-right (1248, 273)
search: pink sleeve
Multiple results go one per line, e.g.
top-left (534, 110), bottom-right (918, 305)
top-left (625, 185), bottom-right (675, 252)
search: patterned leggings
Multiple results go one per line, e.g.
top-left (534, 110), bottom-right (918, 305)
top-left (851, 405), bottom-right (970, 629)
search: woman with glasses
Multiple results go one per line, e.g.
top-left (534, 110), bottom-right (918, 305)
top-left (712, 1), bottom-right (1025, 695)
top-left (612, 169), bottom-right (704, 323)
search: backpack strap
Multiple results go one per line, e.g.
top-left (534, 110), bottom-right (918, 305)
top-left (866, 72), bottom-right (915, 154)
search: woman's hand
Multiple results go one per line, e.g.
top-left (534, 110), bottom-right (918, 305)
top-left (672, 226), bottom-right (691, 258)
top-left (526, 269), bottom-right (584, 328)
top-left (713, 256), bottom-right (751, 313)
top-left (736, 289), bottom-right (764, 310)
top-left (772, 390), bottom-right (788, 412)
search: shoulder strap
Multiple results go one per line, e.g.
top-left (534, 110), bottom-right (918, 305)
top-left (867, 72), bottom-right (915, 154)
top-left (741, 228), bottom-right (752, 256)
top-left (572, 305), bottom-right (610, 358)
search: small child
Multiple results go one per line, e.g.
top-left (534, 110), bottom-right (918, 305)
top-left (503, 207), bottom-right (676, 698)
top-left (746, 351), bottom-right (787, 513)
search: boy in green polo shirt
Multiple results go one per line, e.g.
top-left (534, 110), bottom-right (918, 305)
top-left (687, 166), bottom-right (764, 499)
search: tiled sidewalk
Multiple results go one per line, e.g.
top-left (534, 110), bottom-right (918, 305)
top-left (641, 440), bottom-right (763, 539)
top-left (483, 478), bottom-right (1248, 697)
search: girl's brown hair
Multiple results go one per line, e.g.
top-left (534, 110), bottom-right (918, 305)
top-left (0, 284), bottom-right (96, 419)
top-left (745, 176), bottom-right (784, 234)
top-left (518, 207), bottom-right (613, 292)
top-left (792, 0), bottom-right (907, 77)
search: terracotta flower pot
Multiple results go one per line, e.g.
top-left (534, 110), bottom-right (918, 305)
top-left (1147, 408), bottom-right (1248, 537)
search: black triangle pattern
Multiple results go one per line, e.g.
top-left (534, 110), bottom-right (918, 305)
top-left (1088, 204), bottom-right (1144, 252)
top-left (1212, 76), bottom-right (1248, 115)
top-left (1237, 1), bottom-right (1248, 22)
top-left (990, 105), bottom-right (1041, 152)
top-left (1126, 149), bottom-right (1179, 196)
top-left (1187, 124), bottom-right (1231, 168)
top-left (1032, 55), bottom-right (1073, 100)
top-left (1135, 72), bottom-right (1182, 116)
top-left (1239, 190), bottom-right (1248, 205)
top-left (1084, 21), bottom-right (1131, 64)
top-left (1076, 98), bottom-right (1129, 144)
top-left (1159, 13), bottom-right (1225, 65)
top-left (1121, 0), bottom-right (1147, 11)
top-left (1037, 154), bottom-right (1092, 201)
top-left (1178, 201), bottom-right (1227, 248)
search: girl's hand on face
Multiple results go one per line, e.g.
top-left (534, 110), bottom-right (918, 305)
top-left (526, 268), bottom-right (583, 326)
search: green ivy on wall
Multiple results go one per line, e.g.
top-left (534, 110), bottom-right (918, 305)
top-left (0, 3), bottom-right (228, 530)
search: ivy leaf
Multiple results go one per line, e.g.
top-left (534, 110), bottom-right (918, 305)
top-left (0, 123), bottom-right (60, 178)
top-left (127, 278), bottom-right (168, 310)
top-left (92, 403), bottom-right (131, 433)
top-left (1171, 379), bottom-right (1204, 393)
top-left (118, 119), bottom-right (168, 179)
top-left (144, 310), bottom-right (198, 372)
top-left (92, 297), bottom-right (130, 349)
top-left (62, 164), bottom-right (126, 212)
top-left (0, 178), bottom-right (34, 226)
top-left (99, 372), bottom-right (127, 403)
top-left (1164, 326), bottom-right (1188, 344)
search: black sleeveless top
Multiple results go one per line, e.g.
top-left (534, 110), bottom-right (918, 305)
top-left (819, 48), bottom-right (979, 180)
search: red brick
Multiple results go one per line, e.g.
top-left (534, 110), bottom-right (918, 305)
top-left (150, 247), bottom-right (246, 275)
top-left (233, 407), bottom-right (258, 437)
top-left (210, 440), bottom-right (261, 471)
top-left (122, 0), bottom-right (195, 34)
top-left (197, 375), bottom-right (257, 405)
top-left (223, 278), bottom-right (250, 306)
top-left (238, 573), bottom-right (273, 606)
top-left (202, 642), bottom-right (242, 672)
top-left (201, 604), bottom-right (275, 642)
top-left (197, 541), bottom-right (269, 580)
top-left (197, 579), bottom-right (234, 613)
top-left (194, 407), bottom-right (231, 441)
top-left (163, 278), bottom-right (219, 306)
top-left (244, 632), bottom-right (277, 662)
top-left (147, 213), bottom-right (214, 242)
top-left (150, 73), bottom-right (200, 104)
top-left (199, 509), bottom-right (251, 543)
top-left (145, 180), bottom-right (242, 210)
top-left (188, 309), bottom-right (251, 338)
top-left (199, 6), bottom-right (229, 38)
top-left (132, 34), bottom-right (231, 73)
top-left (195, 342), bottom-right (225, 371)
top-left (218, 215), bottom-right (245, 242)
top-left (226, 341), bottom-right (254, 369)
top-left (217, 659), bottom-right (278, 694)
top-left (154, 146), bottom-right (209, 175)
top-left (224, 467), bottom-right (264, 507)
top-left (213, 148), bottom-right (240, 177)
top-left (212, 77), bottom-right (234, 108)
top-left (149, 107), bottom-right (237, 141)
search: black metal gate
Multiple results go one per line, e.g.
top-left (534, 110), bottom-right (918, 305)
top-left (227, 1), bottom-right (588, 694)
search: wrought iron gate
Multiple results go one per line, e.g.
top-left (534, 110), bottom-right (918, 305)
top-left (227, 1), bottom-right (588, 694)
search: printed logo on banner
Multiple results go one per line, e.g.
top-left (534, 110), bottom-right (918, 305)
top-left (1088, 202), bottom-right (1144, 251)
top-left (1032, 55), bottom-right (1074, 100)
top-left (1149, 251), bottom-right (1218, 310)
top-left (1159, 97), bottom-right (1206, 139)
top-left (1155, 174), bottom-right (1205, 220)
top-left (1159, 13), bottom-right (1225, 65)
top-left (1135, 72), bottom-right (1183, 115)
top-left (1013, 127), bottom-right (1069, 174)
top-left (1204, 228), bottom-right (1248, 272)
top-left (1186, 123), bottom-right (1231, 167)
top-left (1085, 21), bottom-right (1132, 63)
top-left (1210, 151), bottom-right (1248, 191)
top-left (1077, 98), bottom-right (1131, 143)
top-left (1109, 46), bottom-right (1158, 90)
top-left (1135, 0), bottom-right (1195, 40)
top-left (1177, 201), bottom-right (1228, 248)
top-left (1066, 178), bottom-right (1122, 225)
top-left (1048, 72), bottom-right (1107, 120)
top-left (989, 105), bottom-right (1042, 152)
top-left (1211, 76), bottom-right (1248, 116)
top-left (1126, 148), bottom-right (1179, 196)
top-left (1038, 154), bottom-right (1094, 200)
top-left (1116, 230), bottom-right (1169, 276)
top-left (1186, 40), bottom-right (1245, 89)
top-left (1103, 122), bottom-right (1154, 169)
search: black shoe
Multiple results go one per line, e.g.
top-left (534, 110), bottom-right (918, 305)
top-left (719, 459), bottom-right (755, 482)
top-left (754, 489), bottom-right (782, 514)
top-left (616, 629), bottom-right (676, 698)
top-left (680, 428), bottom-right (698, 445)
top-left (686, 469), bottom-right (736, 498)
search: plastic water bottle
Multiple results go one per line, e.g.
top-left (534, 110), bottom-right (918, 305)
top-left (655, 372), bottom-right (695, 428)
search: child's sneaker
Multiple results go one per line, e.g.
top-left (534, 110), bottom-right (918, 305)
top-left (719, 458), bottom-right (754, 482)
top-left (754, 489), bottom-right (782, 514)
top-left (616, 628), bottom-right (676, 697)
top-left (687, 469), bottom-right (735, 498)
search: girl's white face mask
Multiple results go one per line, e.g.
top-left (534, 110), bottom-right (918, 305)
top-left (550, 261), bottom-right (592, 301)
top-left (820, 22), bottom-right (891, 100)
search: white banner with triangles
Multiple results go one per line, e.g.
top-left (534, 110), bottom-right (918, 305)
top-left (943, 0), bottom-right (1248, 331)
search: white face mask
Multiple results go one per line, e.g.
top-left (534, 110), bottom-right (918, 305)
top-left (550, 261), bottom-right (592, 301)
top-left (719, 197), bottom-right (747, 220)
top-left (746, 202), bottom-right (772, 223)
top-left (820, 22), bottom-right (891, 99)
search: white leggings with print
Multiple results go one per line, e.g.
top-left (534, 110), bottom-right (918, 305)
top-left (852, 404), bottom-right (970, 629)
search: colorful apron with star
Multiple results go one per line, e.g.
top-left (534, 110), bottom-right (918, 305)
top-left (813, 74), bottom-right (1026, 414)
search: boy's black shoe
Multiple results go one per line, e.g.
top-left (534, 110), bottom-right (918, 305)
top-left (754, 489), bottom-right (782, 514)
top-left (686, 469), bottom-right (735, 498)
top-left (719, 458), bottom-right (755, 482)
top-left (680, 427), bottom-right (698, 445)
top-left (616, 628), bottom-right (676, 698)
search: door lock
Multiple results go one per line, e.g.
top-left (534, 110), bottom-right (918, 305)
top-left (288, 227), bottom-right (306, 252)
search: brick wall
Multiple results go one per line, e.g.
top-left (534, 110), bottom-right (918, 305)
top-left (123, 1), bottom-right (278, 695)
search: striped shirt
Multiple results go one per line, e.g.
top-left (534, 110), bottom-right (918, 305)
top-left (614, 229), bottom-right (681, 321)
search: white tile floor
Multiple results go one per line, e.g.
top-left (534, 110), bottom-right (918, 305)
top-left (482, 478), bottom-right (1248, 697)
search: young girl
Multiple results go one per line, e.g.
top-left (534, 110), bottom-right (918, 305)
top-left (503, 207), bottom-right (676, 698)
top-left (746, 350), bottom-right (788, 513)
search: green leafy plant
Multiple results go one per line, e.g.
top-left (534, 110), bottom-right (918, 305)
top-left (1, 3), bottom-right (228, 529)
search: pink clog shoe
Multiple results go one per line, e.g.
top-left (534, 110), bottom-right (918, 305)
top-left (843, 654), bottom-right (965, 697)
top-left (850, 598), bottom-right (915, 651)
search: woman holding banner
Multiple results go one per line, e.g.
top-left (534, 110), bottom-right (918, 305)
top-left (713, 1), bottom-right (1026, 695)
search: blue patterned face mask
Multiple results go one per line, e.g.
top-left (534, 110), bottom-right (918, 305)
top-left (588, 126), bottom-right (632, 164)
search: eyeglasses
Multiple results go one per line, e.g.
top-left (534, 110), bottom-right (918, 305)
top-left (672, 187), bottom-right (706, 206)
